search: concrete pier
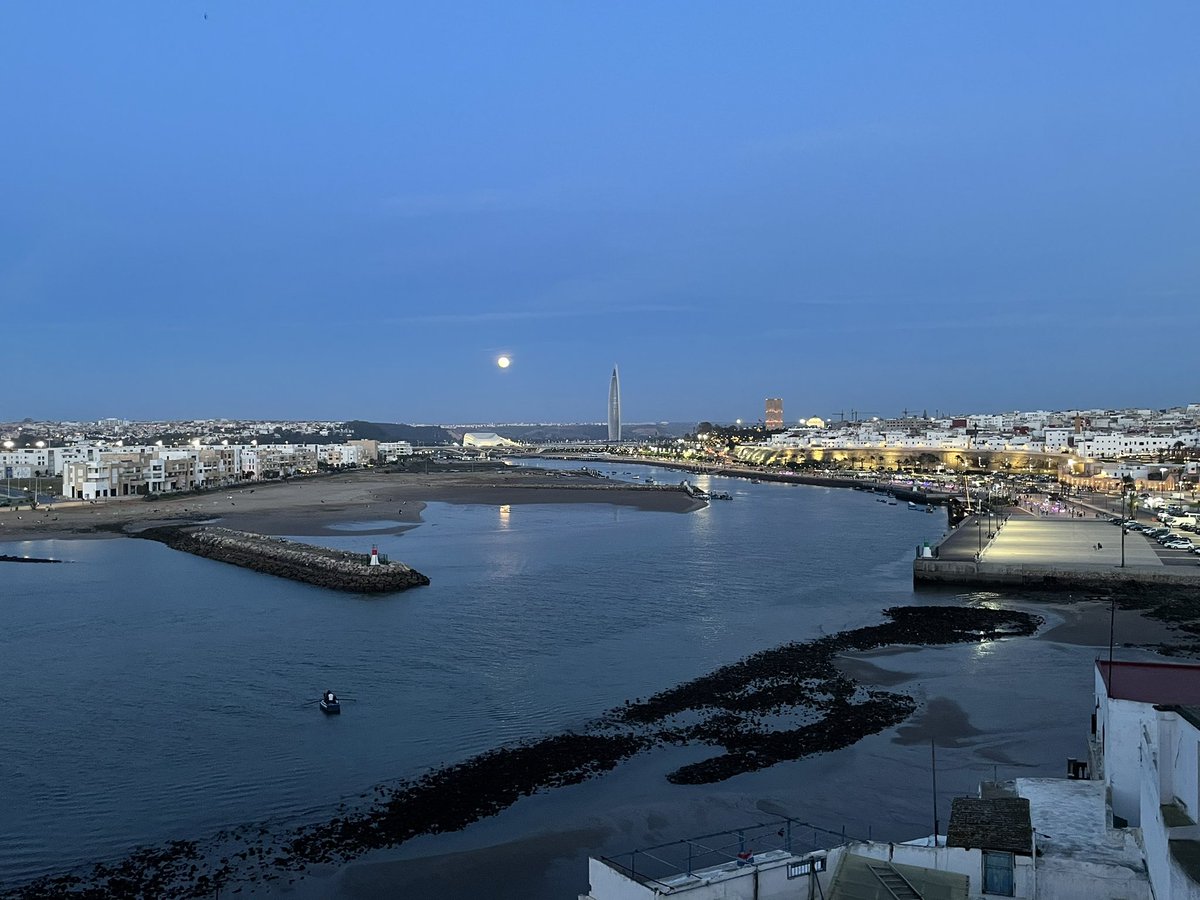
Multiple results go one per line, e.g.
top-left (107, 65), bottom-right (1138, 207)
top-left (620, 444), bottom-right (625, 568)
top-left (915, 516), bottom-right (1200, 590)
top-left (138, 525), bottom-right (429, 593)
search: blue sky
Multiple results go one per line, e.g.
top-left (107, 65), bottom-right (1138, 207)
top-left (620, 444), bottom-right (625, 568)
top-left (3, 3), bottom-right (1198, 424)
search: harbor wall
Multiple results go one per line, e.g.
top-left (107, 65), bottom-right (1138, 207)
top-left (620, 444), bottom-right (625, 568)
top-left (914, 559), bottom-right (1200, 590)
top-left (138, 526), bottom-right (429, 593)
top-left (538, 455), bottom-right (948, 504)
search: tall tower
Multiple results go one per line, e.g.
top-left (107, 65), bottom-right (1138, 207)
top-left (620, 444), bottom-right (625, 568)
top-left (765, 397), bottom-right (783, 429)
top-left (608, 365), bottom-right (621, 442)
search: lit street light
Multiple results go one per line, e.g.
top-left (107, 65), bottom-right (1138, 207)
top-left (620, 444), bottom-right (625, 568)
top-left (1119, 486), bottom-right (1135, 569)
top-left (33, 441), bottom-right (46, 507)
top-left (2, 439), bottom-right (12, 504)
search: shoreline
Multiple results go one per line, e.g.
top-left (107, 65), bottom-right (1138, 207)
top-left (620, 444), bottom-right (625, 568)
top-left (1, 605), bottom-right (1043, 900)
top-left (0, 468), bottom-right (704, 544)
top-left (537, 453), bottom-right (952, 504)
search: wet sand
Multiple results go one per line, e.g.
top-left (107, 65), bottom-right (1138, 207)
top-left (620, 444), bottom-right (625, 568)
top-left (0, 469), bottom-right (703, 543)
top-left (1036, 599), bottom-right (1181, 648)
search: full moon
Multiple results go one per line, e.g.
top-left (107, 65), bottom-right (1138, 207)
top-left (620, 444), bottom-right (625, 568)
top-left (496, 356), bottom-right (511, 369)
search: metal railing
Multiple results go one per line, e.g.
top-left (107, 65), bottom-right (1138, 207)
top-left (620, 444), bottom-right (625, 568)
top-left (597, 816), bottom-right (863, 889)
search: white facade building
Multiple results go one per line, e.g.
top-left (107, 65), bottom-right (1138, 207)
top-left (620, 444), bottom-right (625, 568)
top-left (1093, 659), bottom-right (1200, 899)
top-left (378, 441), bottom-right (414, 460)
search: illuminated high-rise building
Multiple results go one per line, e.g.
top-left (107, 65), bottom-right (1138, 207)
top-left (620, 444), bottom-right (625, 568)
top-left (608, 366), bottom-right (621, 442)
top-left (765, 397), bottom-right (783, 429)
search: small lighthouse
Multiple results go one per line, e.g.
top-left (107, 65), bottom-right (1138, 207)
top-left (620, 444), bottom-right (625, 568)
top-left (369, 544), bottom-right (380, 566)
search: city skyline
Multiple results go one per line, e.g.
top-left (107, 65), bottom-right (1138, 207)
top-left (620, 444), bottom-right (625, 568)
top-left (3, 4), bottom-right (1199, 423)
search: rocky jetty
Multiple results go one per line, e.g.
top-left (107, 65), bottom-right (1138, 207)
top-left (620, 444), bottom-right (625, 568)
top-left (135, 526), bottom-right (429, 593)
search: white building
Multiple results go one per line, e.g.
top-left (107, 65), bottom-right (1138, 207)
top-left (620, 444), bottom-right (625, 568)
top-left (1079, 432), bottom-right (1200, 460)
top-left (462, 432), bottom-right (520, 449)
top-left (1094, 659), bottom-right (1200, 899)
top-left (378, 441), bottom-right (415, 460)
top-left (317, 443), bottom-right (363, 468)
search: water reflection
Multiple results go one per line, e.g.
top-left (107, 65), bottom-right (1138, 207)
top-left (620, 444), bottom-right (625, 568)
top-left (498, 504), bottom-right (511, 529)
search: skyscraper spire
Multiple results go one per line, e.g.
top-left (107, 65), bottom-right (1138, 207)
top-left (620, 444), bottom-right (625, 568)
top-left (608, 365), bottom-right (621, 442)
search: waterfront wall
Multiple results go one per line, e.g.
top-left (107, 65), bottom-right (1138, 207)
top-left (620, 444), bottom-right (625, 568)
top-left (914, 559), bottom-right (1200, 589)
top-left (138, 526), bottom-right (429, 593)
top-left (540, 455), bottom-right (948, 504)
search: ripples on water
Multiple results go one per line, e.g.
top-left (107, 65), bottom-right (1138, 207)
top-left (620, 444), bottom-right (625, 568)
top-left (0, 465), bottom-right (948, 885)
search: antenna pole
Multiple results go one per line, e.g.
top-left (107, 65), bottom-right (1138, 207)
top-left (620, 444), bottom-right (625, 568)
top-left (1108, 596), bottom-right (1117, 694)
top-left (931, 739), bottom-right (939, 846)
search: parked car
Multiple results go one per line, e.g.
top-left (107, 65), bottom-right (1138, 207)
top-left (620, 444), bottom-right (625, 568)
top-left (1164, 540), bottom-right (1194, 551)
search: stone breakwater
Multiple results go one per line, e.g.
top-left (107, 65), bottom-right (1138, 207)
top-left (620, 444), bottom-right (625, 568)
top-left (136, 526), bottom-right (429, 593)
top-left (2, 605), bottom-right (1040, 899)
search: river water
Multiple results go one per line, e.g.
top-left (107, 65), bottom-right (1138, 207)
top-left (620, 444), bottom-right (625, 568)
top-left (0, 464), bottom-right (1152, 896)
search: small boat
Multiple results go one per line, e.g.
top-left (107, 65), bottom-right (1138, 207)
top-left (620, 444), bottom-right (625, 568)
top-left (320, 691), bottom-right (341, 715)
top-left (926, 505), bottom-right (935, 514)
top-left (908, 501), bottom-right (920, 510)
top-left (887, 499), bottom-right (898, 505)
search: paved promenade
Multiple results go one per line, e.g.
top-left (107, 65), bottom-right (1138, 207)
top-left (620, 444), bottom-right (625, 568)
top-left (917, 515), bottom-right (1199, 589)
top-left (981, 518), bottom-right (1161, 567)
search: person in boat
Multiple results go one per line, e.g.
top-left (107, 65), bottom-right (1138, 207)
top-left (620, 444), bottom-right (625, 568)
top-left (325, 691), bottom-right (337, 703)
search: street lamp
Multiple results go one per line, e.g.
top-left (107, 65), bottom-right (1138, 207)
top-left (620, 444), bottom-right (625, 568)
top-left (34, 440), bottom-right (45, 506)
top-left (1120, 487), bottom-right (1134, 569)
top-left (2, 439), bottom-right (12, 504)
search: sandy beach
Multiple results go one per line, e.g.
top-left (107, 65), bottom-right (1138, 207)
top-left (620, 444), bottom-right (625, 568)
top-left (0, 468), bottom-right (704, 543)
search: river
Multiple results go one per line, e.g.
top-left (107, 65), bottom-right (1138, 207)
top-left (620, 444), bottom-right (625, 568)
top-left (0, 463), bottom-right (1157, 897)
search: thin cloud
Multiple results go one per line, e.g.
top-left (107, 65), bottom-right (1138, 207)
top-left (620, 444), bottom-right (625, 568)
top-left (383, 304), bottom-right (691, 326)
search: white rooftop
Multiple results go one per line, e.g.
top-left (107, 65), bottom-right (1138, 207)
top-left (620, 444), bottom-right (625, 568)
top-left (1014, 778), bottom-right (1145, 870)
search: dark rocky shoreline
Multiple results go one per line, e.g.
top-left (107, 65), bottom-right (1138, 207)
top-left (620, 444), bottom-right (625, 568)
top-left (3, 604), bottom-right (1040, 899)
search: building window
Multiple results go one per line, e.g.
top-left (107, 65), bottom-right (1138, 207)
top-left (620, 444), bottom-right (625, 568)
top-left (982, 850), bottom-right (1014, 896)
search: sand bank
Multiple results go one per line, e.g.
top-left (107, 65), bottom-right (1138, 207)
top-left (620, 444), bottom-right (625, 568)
top-left (0, 468), bottom-right (703, 543)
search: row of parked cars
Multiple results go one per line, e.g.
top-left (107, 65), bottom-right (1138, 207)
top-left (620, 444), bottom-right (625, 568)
top-left (1109, 516), bottom-right (1200, 553)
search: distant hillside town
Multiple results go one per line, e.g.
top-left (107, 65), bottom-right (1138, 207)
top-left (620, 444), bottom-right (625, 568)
top-left (757, 405), bottom-right (1200, 459)
top-left (0, 404), bottom-right (1198, 502)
